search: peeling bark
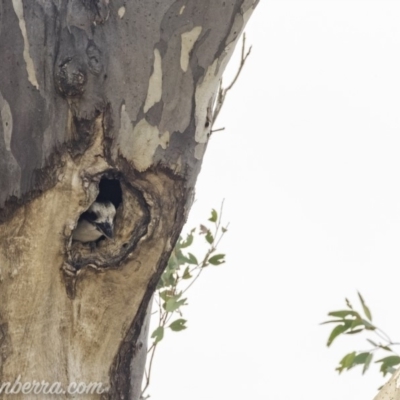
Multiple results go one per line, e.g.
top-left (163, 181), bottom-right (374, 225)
top-left (0, 1), bottom-right (258, 399)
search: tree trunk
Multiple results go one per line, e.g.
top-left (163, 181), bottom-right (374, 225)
top-left (0, 1), bottom-right (258, 398)
top-left (374, 370), bottom-right (400, 400)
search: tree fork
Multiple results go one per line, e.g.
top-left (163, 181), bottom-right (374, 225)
top-left (0, 0), bottom-right (258, 398)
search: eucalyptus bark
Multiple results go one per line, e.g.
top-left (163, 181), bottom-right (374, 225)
top-left (0, 1), bottom-right (257, 399)
top-left (374, 370), bottom-right (400, 400)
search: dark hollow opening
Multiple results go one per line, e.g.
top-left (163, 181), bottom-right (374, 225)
top-left (96, 177), bottom-right (123, 209)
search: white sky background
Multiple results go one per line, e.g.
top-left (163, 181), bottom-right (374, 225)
top-left (150, 1), bottom-right (400, 399)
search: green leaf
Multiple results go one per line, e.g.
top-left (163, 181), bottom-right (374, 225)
top-left (353, 352), bottom-right (370, 365)
top-left (336, 352), bottom-right (356, 373)
top-left (176, 251), bottom-right (190, 266)
top-left (209, 209), bottom-right (218, 223)
top-left (165, 297), bottom-right (187, 312)
top-left (159, 268), bottom-right (177, 288)
top-left (328, 310), bottom-right (360, 319)
top-left (376, 356), bottom-right (400, 376)
top-left (363, 353), bottom-right (373, 374)
top-left (159, 290), bottom-right (174, 302)
top-left (182, 266), bottom-right (192, 280)
top-left (167, 255), bottom-right (179, 271)
top-left (321, 317), bottom-right (363, 328)
top-left (358, 292), bottom-right (372, 321)
top-left (336, 352), bottom-right (371, 374)
top-left (350, 319), bottom-right (365, 329)
top-left (187, 253), bottom-right (198, 265)
top-left (367, 339), bottom-right (378, 347)
top-left (169, 319), bottom-right (187, 332)
top-left (208, 254), bottom-right (225, 266)
top-left (180, 233), bottom-right (194, 249)
top-left (205, 231), bottom-right (214, 244)
top-left (362, 319), bottom-right (376, 330)
top-left (327, 323), bottom-right (351, 347)
top-left (376, 356), bottom-right (400, 365)
top-left (222, 226), bottom-right (228, 233)
top-left (345, 298), bottom-right (353, 309)
top-left (320, 319), bottom-right (349, 325)
top-left (151, 326), bottom-right (164, 343)
top-left (160, 291), bottom-right (182, 301)
top-left (345, 328), bottom-right (364, 334)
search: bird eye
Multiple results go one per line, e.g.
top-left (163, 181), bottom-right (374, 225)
top-left (83, 210), bottom-right (97, 221)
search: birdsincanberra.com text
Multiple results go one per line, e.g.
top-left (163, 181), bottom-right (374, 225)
top-left (0, 376), bottom-right (109, 395)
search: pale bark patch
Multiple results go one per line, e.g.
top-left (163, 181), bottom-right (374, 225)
top-left (374, 368), bottom-right (400, 400)
top-left (180, 26), bottom-right (202, 73)
top-left (0, 92), bottom-right (12, 151)
top-left (118, 6), bottom-right (126, 19)
top-left (194, 58), bottom-right (219, 144)
top-left (194, 143), bottom-right (206, 160)
top-left (11, 0), bottom-right (39, 90)
top-left (144, 49), bottom-right (163, 113)
top-left (118, 112), bottom-right (168, 171)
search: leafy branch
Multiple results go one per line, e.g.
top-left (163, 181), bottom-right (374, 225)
top-left (141, 206), bottom-right (228, 399)
top-left (322, 292), bottom-right (400, 377)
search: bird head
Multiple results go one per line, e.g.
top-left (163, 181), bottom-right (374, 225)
top-left (87, 201), bottom-right (116, 239)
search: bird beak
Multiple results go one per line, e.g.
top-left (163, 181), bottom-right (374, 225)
top-left (96, 222), bottom-right (114, 239)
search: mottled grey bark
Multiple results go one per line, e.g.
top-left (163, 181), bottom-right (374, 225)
top-left (0, 0), bottom-right (257, 399)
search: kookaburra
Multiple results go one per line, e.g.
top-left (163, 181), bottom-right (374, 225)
top-left (72, 201), bottom-right (116, 243)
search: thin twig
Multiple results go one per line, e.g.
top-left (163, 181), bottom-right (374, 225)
top-left (141, 342), bottom-right (158, 396)
top-left (212, 33), bottom-right (252, 127)
top-left (224, 34), bottom-right (252, 92)
top-left (182, 266), bottom-right (204, 295)
top-left (210, 127), bottom-right (225, 134)
top-left (142, 309), bottom-right (170, 397)
top-left (374, 328), bottom-right (393, 345)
